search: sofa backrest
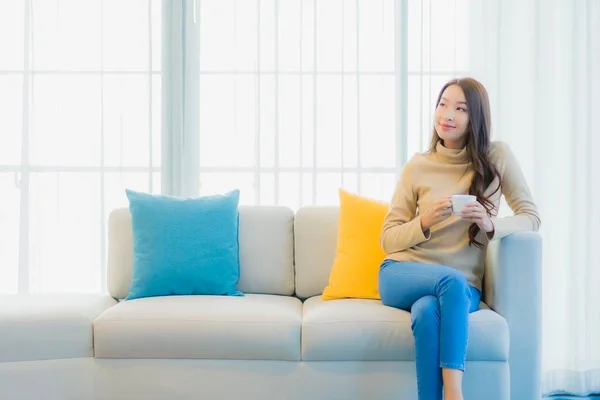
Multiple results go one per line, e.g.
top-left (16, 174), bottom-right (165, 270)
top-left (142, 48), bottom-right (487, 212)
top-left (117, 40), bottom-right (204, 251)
top-left (293, 206), bottom-right (339, 299)
top-left (107, 206), bottom-right (296, 299)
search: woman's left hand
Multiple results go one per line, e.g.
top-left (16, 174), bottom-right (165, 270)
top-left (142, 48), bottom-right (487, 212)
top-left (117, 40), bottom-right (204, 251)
top-left (461, 201), bottom-right (494, 233)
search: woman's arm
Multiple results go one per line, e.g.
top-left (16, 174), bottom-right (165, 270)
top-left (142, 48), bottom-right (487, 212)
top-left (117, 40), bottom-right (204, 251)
top-left (488, 142), bottom-right (542, 240)
top-left (380, 157), bottom-right (431, 254)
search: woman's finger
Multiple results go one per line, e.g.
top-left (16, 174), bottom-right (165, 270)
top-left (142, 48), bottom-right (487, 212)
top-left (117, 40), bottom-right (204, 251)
top-left (465, 217), bottom-right (482, 224)
top-left (465, 202), bottom-right (482, 210)
top-left (461, 207), bottom-right (478, 216)
top-left (461, 212), bottom-right (483, 221)
top-left (471, 209), bottom-right (484, 217)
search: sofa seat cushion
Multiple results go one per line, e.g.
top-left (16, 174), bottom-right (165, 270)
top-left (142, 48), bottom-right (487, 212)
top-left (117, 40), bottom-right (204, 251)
top-left (93, 294), bottom-right (302, 361)
top-left (301, 296), bottom-right (509, 362)
top-left (0, 294), bottom-right (118, 363)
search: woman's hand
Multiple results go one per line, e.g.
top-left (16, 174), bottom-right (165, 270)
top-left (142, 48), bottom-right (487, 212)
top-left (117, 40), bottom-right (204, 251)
top-left (420, 197), bottom-right (453, 232)
top-left (461, 201), bottom-right (494, 233)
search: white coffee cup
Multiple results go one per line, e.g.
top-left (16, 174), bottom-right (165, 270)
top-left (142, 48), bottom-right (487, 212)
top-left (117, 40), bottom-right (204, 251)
top-left (451, 194), bottom-right (477, 217)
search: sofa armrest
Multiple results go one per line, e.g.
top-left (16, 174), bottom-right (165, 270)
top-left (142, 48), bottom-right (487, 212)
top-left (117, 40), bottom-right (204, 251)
top-left (484, 231), bottom-right (542, 400)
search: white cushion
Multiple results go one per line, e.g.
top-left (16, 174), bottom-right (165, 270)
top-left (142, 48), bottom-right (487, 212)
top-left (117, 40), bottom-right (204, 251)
top-left (94, 294), bottom-right (302, 361)
top-left (236, 206), bottom-right (295, 295)
top-left (301, 296), bottom-right (509, 362)
top-left (107, 206), bottom-right (296, 299)
top-left (0, 294), bottom-right (117, 362)
top-left (294, 207), bottom-right (339, 299)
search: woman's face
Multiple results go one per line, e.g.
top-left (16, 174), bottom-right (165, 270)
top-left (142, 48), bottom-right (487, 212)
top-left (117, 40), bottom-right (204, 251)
top-left (434, 84), bottom-right (470, 149)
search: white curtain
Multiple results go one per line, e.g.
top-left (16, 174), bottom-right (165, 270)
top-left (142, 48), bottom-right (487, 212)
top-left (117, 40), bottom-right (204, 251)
top-left (410, 0), bottom-right (600, 395)
top-left (188, 0), bottom-right (402, 208)
top-left (1, 0), bottom-right (404, 285)
top-left (0, 0), bottom-right (162, 294)
top-left (465, 0), bottom-right (600, 396)
top-left (537, 1), bottom-right (599, 396)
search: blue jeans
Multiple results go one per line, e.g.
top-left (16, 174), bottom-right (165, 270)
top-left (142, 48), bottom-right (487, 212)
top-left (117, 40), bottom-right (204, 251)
top-left (378, 259), bottom-right (481, 400)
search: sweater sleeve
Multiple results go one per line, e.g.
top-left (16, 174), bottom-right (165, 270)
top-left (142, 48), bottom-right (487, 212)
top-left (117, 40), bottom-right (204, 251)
top-left (488, 142), bottom-right (541, 240)
top-left (380, 157), bottom-right (430, 254)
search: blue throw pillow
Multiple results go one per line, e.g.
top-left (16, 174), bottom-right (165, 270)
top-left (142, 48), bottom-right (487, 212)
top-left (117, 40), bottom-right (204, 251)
top-left (125, 189), bottom-right (243, 300)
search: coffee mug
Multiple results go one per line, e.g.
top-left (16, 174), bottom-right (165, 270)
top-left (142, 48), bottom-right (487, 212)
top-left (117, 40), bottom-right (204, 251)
top-left (451, 194), bottom-right (476, 217)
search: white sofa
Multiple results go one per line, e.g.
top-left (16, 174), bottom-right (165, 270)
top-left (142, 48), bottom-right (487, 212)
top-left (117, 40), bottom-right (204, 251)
top-left (0, 206), bottom-right (542, 400)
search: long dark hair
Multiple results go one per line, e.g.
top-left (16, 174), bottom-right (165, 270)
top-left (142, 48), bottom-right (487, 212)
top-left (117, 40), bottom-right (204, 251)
top-left (429, 77), bottom-right (501, 248)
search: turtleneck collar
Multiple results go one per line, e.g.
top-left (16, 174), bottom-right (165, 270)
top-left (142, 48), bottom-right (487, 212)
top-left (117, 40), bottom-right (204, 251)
top-left (433, 141), bottom-right (470, 165)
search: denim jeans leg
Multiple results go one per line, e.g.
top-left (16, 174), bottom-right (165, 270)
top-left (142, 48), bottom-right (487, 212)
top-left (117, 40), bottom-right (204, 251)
top-left (379, 259), bottom-right (482, 400)
top-left (410, 295), bottom-right (443, 400)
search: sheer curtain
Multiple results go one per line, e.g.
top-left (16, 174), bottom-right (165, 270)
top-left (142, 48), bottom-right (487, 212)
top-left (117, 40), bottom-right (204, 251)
top-left (536, 2), bottom-right (599, 395)
top-left (465, 0), bottom-right (600, 396)
top-left (188, 0), bottom-right (402, 208)
top-left (0, 0), bottom-right (162, 294)
top-left (411, 0), bottom-right (600, 395)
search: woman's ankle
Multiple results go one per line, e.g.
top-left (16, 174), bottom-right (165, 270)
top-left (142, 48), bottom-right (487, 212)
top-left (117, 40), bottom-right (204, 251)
top-left (442, 367), bottom-right (464, 399)
top-left (443, 387), bottom-right (464, 400)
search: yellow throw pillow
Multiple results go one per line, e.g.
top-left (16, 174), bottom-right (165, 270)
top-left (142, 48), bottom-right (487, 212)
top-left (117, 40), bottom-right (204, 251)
top-left (321, 189), bottom-right (390, 301)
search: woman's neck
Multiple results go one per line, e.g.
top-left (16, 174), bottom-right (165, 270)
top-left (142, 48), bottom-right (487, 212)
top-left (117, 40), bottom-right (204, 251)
top-left (441, 138), bottom-right (466, 149)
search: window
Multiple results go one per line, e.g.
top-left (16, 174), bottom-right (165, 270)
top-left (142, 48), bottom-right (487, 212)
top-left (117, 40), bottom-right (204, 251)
top-left (189, 0), bottom-right (471, 209)
top-left (0, 0), bottom-right (471, 294)
top-left (0, 0), bottom-right (162, 293)
top-left (192, 0), bottom-right (400, 209)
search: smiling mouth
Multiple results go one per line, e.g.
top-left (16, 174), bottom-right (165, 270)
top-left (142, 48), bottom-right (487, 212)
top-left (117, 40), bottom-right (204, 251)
top-left (440, 123), bottom-right (455, 129)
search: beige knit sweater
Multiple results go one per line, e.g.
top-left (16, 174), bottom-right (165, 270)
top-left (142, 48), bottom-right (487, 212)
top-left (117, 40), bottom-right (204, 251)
top-left (380, 141), bottom-right (541, 291)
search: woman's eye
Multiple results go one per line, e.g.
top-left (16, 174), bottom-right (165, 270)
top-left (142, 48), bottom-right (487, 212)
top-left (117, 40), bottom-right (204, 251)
top-left (458, 107), bottom-right (467, 112)
top-left (438, 102), bottom-right (445, 107)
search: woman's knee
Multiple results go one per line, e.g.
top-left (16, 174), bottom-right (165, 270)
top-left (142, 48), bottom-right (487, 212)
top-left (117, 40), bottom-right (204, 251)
top-left (378, 261), bottom-right (404, 308)
top-left (411, 296), bottom-right (440, 331)
top-left (437, 271), bottom-right (469, 295)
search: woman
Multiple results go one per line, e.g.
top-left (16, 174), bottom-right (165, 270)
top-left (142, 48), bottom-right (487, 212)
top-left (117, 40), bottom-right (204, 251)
top-left (379, 77), bottom-right (541, 400)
